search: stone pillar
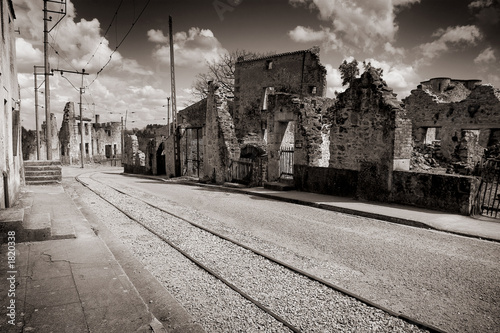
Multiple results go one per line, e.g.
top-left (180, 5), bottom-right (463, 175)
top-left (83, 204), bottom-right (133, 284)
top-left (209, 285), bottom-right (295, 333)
top-left (204, 82), bottom-right (240, 183)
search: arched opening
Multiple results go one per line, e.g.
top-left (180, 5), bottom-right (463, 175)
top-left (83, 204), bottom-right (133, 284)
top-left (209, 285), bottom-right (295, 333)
top-left (156, 142), bottom-right (166, 175)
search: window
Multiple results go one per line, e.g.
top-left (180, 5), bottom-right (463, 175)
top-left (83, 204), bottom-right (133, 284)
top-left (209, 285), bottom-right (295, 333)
top-left (310, 86), bottom-right (317, 95)
top-left (266, 60), bottom-right (273, 70)
top-left (424, 127), bottom-right (441, 144)
top-left (85, 123), bottom-right (89, 135)
top-left (262, 87), bottom-right (274, 111)
top-left (85, 143), bottom-right (89, 155)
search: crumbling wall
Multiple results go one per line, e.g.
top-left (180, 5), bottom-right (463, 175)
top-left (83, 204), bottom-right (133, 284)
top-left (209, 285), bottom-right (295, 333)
top-left (233, 47), bottom-right (327, 145)
top-left (404, 81), bottom-right (500, 171)
top-left (92, 121), bottom-right (122, 162)
top-left (328, 68), bottom-right (411, 201)
top-left (266, 93), bottom-right (333, 181)
top-left (204, 82), bottom-right (240, 183)
top-left (123, 134), bottom-right (146, 174)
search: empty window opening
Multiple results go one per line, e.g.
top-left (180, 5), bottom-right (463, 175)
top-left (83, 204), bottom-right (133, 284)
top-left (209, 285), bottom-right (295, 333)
top-left (266, 60), bottom-right (273, 70)
top-left (424, 127), bottom-right (441, 144)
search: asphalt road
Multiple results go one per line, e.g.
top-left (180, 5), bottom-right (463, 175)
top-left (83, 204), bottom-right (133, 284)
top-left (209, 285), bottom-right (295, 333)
top-left (79, 168), bottom-right (500, 333)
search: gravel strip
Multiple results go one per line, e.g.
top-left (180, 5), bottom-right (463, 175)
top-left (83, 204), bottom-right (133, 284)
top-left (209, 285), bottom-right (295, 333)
top-left (77, 173), bottom-right (429, 332)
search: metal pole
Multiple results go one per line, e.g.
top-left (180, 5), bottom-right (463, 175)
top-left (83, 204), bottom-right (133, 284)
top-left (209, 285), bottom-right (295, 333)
top-left (34, 66), bottom-right (40, 160)
top-left (43, 0), bottom-right (52, 160)
top-left (167, 97), bottom-right (170, 136)
top-left (121, 116), bottom-right (124, 164)
top-left (80, 88), bottom-right (84, 168)
top-left (169, 16), bottom-right (177, 131)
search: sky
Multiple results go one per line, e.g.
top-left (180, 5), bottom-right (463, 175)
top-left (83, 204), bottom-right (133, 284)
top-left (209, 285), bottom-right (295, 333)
top-left (13, 0), bottom-right (500, 130)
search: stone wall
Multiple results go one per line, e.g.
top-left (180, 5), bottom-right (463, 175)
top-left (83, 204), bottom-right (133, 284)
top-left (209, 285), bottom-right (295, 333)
top-left (404, 80), bottom-right (500, 168)
top-left (392, 170), bottom-right (480, 215)
top-left (122, 134), bottom-right (146, 174)
top-left (329, 67), bottom-right (411, 201)
top-left (0, 0), bottom-right (22, 208)
top-left (266, 93), bottom-right (333, 181)
top-left (233, 47), bottom-right (327, 145)
top-left (294, 165), bottom-right (358, 197)
top-left (92, 121), bottom-right (122, 162)
top-left (59, 102), bottom-right (91, 165)
top-left (204, 82), bottom-right (240, 183)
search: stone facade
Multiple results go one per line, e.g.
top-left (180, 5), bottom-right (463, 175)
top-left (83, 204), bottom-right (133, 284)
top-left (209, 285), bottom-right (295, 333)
top-left (233, 47), bottom-right (327, 146)
top-left (0, 0), bottom-right (22, 208)
top-left (204, 82), bottom-right (240, 183)
top-left (58, 102), bottom-right (122, 165)
top-left (404, 78), bottom-right (500, 169)
top-left (328, 67), bottom-right (411, 201)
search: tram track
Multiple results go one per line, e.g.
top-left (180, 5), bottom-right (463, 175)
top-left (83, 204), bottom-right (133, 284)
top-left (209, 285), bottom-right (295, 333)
top-left (76, 171), bottom-right (445, 333)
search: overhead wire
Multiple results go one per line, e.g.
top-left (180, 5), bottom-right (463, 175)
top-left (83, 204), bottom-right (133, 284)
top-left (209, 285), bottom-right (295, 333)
top-left (87, 0), bottom-right (152, 88)
top-left (84, 0), bottom-right (125, 69)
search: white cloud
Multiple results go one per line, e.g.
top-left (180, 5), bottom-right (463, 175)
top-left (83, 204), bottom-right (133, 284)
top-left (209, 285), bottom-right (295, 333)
top-left (364, 58), bottom-right (419, 97)
top-left (468, 0), bottom-right (494, 9)
top-left (16, 38), bottom-right (43, 71)
top-left (419, 25), bottom-right (483, 62)
top-left (14, 0), bottom-right (164, 131)
top-left (288, 0), bottom-right (421, 52)
top-left (150, 27), bottom-right (227, 68)
top-left (324, 63), bottom-right (345, 97)
top-left (288, 26), bottom-right (328, 42)
top-left (384, 42), bottom-right (405, 56)
top-left (474, 47), bottom-right (497, 63)
top-left (147, 29), bottom-right (169, 43)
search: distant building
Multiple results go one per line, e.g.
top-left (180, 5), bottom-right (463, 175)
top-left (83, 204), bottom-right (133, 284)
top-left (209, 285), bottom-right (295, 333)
top-left (59, 102), bottom-right (122, 166)
top-left (0, 0), bottom-right (22, 208)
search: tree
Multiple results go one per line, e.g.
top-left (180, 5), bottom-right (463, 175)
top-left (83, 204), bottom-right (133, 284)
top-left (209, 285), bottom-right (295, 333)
top-left (190, 49), bottom-right (273, 102)
top-left (339, 59), bottom-right (359, 87)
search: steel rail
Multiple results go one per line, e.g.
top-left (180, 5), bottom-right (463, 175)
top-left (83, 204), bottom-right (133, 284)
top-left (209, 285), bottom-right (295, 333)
top-left (77, 171), bottom-right (446, 333)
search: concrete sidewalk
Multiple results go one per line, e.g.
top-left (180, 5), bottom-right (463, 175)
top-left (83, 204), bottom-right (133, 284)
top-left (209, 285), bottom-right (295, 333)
top-left (0, 181), bottom-right (204, 333)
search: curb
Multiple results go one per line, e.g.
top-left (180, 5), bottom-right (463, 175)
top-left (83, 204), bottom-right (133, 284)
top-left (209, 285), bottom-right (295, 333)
top-left (121, 173), bottom-right (500, 243)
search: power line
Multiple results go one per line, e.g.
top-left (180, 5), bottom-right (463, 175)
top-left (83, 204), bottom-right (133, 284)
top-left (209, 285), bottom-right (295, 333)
top-left (88, 0), bottom-right (152, 87)
top-left (84, 0), bottom-right (125, 69)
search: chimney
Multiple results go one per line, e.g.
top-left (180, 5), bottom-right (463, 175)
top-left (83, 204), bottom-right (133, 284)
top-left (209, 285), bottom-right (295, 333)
top-left (95, 114), bottom-right (100, 124)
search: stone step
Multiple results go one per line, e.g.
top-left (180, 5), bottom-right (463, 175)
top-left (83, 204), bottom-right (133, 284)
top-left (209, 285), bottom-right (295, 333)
top-left (25, 169), bottom-right (62, 176)
top-left (24, 165), bottom-right (62, 172)
top-left (22, 213), bottom-right (51, 242)
top-left (0, 208), bottom-right (24, 242)
top-left (25, 179), bottom-right (62, 185)
top-left (24, 160), bottom-right (62, 167)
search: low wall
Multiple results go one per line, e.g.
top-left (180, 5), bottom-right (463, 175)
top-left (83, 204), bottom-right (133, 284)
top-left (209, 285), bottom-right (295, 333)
top-left (294, 165), bottom-right (358, 197)
top-left (294, 165), bottom-right (480, 215)
top-left (123, 163), bottom-right (148, 175)
top-left (391, 171), bottom-right (480, 215)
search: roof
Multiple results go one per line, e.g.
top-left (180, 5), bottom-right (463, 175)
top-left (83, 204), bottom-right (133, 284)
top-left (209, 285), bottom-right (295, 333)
top-left (236, 47), bottom-right (320, 64)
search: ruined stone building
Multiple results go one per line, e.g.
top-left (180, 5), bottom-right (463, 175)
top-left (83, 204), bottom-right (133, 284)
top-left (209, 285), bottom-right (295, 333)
top-left (122, 48), bottom-right (490, 216)
top-left (233, 47), bottom-right (327, 147)
top-left (58, 102), bottom-right (122, 165)
top-left (0, 0), bottom-right (22, 208)
top-left (404, 77), bottom-right (500, 172)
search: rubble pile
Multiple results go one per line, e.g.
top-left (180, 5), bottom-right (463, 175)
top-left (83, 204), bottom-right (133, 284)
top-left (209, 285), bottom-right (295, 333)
top-left (410, 142), bottom-right (446, 173)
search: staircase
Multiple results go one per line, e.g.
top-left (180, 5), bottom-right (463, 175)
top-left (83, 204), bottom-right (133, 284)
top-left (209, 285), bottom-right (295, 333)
top-left (24, 160), bottom-right (62, 185)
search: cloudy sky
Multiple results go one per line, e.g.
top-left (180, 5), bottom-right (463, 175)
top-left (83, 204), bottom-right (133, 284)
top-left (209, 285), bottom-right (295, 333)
top-left (14, 0), bottom-right (500, 130)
